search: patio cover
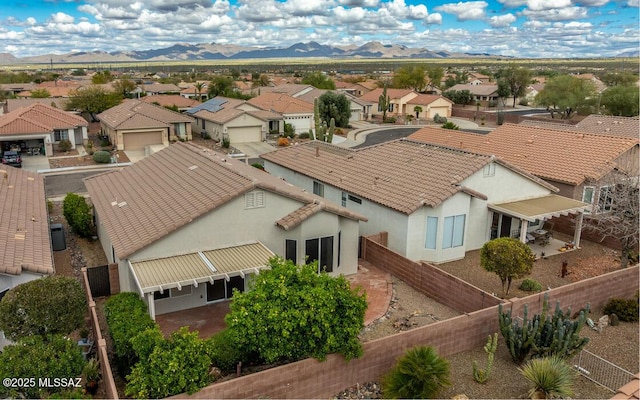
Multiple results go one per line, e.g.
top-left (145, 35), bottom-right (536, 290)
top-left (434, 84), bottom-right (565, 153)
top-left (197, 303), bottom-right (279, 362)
top-left (129, 241), bottom-right (275, 296)
top-left (488, 194), bottom-right (590, 222)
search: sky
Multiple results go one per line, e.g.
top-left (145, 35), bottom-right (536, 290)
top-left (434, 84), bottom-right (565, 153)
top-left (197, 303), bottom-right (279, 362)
top-left (1, 0), bottom-right (639, 59)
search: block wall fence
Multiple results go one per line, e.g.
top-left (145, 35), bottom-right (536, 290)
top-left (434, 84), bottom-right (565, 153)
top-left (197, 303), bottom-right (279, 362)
top-left (172, 235), bottom-right (639, 399)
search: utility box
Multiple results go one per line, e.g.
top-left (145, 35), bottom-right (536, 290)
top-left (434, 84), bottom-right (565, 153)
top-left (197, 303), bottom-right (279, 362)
top-left (50, 223), bottom-right (66, 251)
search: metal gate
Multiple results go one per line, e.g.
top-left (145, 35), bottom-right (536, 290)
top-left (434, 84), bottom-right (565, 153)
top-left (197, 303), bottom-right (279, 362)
top-left (86, 265), bottom-right (111, 298)
top-left (574, 349), bottom-right (635, 392)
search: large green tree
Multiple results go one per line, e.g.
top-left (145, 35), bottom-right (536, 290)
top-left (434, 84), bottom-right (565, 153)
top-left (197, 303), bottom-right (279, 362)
top-left (317, 91), bottom-right (351, 128)
top-left (112, 77), bottom-right (138, 99)
top-left (535, 75), bottom-right (597, 119)
top-left (208, 75), bottom-right (235, 97)
top-left (0, 276), bottom-right (86, 340)
top-left (498, 64), bottom-right (531, 107)
top-left (30, 88), bottom-right (51, 98)
top-left (601, 72), bottom-right (638, 87)
top-left (92, 70), bottom-right (113, 84)
top-left (600, 85), bottom-right (639, 116)
top-left (480, 237), bottom-right (534, 297)
top-left (302, 71), bottom-right (336, 90)
top-left (66, 85), bottom-right (123, 121)
top-left (225, 257), bottom-right (367, 364)
top-left (393, 65), bottom-right (444, 92)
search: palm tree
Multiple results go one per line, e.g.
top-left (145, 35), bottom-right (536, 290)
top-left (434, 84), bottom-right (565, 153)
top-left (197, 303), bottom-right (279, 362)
top-left (382, 346), bottom-right (451, 399)
top-left (413, 105), bottom-right (423, 119)
top-left (194, 82), bottom-right (205, 102)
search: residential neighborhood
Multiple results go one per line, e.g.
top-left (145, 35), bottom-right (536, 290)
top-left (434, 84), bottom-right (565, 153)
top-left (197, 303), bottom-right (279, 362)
top-left (0, 53), bottom-right (638, 400)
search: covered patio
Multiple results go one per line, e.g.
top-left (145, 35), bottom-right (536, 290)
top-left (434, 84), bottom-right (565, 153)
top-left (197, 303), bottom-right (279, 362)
top-left (489, 194), bottom-right (591, 257)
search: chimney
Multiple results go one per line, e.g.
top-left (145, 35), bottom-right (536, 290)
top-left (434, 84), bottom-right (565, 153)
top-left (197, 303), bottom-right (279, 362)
top-left (315, 146), bottom-right (319, 158)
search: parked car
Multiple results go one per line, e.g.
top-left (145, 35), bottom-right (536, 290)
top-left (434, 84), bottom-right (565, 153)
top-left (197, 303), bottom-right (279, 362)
top-left (2, 151), bottom-right (22, 168)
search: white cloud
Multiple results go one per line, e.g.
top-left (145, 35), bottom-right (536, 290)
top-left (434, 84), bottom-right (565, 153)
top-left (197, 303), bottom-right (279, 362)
top-left (522, 6), bottom-right (588, 20)
top-left (627, 0), bottom-right (639, 6)
top-left (526, 0), bottom-right (572, 10)
top-left (489, 13), bottom-right (517, 27)
top-left (434, 1), bottom-right (488, 21)
top-left (49, 13), bottom-right (75, 24)
top-left (426, 13), bottom-right (443, 24)
top-left (334, 6), bottom-right (368, 23)
top-left (497, 0), bottom-right (528, 7)
top-left (573, 0), bottom-right (610, 5)
top-left (338, 0), bottom-right (379, 6)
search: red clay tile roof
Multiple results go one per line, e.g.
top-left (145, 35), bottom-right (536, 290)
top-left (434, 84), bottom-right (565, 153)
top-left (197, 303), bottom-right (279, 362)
top-left (612, 373), bottom-right (640, 399)
top-left (141, 95), bottom-right (201, 109)
top-left (248, 92), bottom-right (313, 114)
top-left (4, 98), bottom-right (69, 113)
top-left (276, 203), bottom-right (323, 231)
top-left (0, 103), bottom-right (87, 136)
top-left (359, 88), bottom-right (416, 102)
top-left (262, 139), bottom-right (503, 214)
top-left (408, 124), bottom-right (638, 185)
top-left (407, 94), bottom-right (453, 106)
top-left (85, 142), bottom-right (366, 259)
top-left (97, 99), bottom-right (193, 130)
top-left (575, 115), bottom-right (640, 139)
top-left (0, 166), bottom-right (53, 276)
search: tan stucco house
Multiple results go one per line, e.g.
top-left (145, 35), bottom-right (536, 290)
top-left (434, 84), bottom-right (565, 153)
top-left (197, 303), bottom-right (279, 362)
top-left (406, 94), bottom-right (454, 120)
top-left (85, 142), bottom-right (366, 319)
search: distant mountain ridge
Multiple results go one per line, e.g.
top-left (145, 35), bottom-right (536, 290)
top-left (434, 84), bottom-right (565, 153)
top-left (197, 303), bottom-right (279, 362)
top-left (0, 41), bottom-right (511, 64)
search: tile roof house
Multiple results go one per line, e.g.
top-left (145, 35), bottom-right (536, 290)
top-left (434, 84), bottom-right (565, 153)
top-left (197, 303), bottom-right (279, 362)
top-left (186, 97), bottom-right (282, 143)
top-left (140, 83), bottom-right (182, 96)
top-left (447, 83), bottom-right (500, 105)
top-left (97, 99), bottom-right (194, 153)
top-left (0, 166), bottom-right (54, 291)
top-left (261, 139), bottom-right (588, 263)
top-left (85, 142), bottom-right (366, 319)
top-left (406, 94), bottom-right (454, 120)
top-left (575, 115), bottom-right (640, 139)
top-left (2, 98), bottom-right (68, 114)
top-left (0, 103), bottom-right (88, 156)
top-left (408, 124), bottom-right (639, 214)
top-left (141, 94), bottom-right (201, 112)
top-left (359, 88), bottom-right (418, 118)
top-left (244, 92), bottom-right (314, 135)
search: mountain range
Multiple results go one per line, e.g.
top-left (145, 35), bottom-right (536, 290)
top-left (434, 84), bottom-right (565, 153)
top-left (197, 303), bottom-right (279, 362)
top-left (0, 41), bottom-right (509, 65)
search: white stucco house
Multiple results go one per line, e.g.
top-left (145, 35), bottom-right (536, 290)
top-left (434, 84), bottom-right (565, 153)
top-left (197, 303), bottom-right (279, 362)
top-left (261, 139), bottom-right (590, 264)
top-left (244, 92), bottom-right (314, 135)
top-left (85, 142), bottom-right (366, 319)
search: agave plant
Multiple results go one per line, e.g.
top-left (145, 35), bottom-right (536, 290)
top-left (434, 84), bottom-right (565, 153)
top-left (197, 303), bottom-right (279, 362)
top-left (382, 346), bottom-right (451, 399)
top-left (519, 355), bottom-right (577, 399)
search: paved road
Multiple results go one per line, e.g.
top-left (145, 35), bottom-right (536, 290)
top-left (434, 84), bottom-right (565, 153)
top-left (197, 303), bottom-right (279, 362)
top-left (44, 170), bottom-right (114, 199)
top-left (353, 127), bottom-right (422, 148)
top-left (497, 107), bottom-right (549, 116)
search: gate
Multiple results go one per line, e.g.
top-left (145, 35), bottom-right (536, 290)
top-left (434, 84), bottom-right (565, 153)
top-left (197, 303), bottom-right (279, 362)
top-left (86, 265), bottom-right (111, 298)
top-left (574, 350), bottom-right (635, 392)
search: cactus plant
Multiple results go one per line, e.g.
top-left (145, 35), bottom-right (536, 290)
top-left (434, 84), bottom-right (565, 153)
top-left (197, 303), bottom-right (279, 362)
top-left (472, 333), bottom-right (498, 383)
top-left (313, 98), bottom-right (320, 140)
top-left (327, 118), bottom-right (335, 143)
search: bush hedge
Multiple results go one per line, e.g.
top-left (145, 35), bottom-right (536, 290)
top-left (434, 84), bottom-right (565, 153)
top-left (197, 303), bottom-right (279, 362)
top-left (519, 278), bottom-right (543, 292)
top-left (63, 193), bottom-right (94, 237)
top-left (104, 293), bottom-right (156, 375)
top-left (92, 150), bottom-right (111, 163)
top-left (603, 294), bottom-right (639, 322)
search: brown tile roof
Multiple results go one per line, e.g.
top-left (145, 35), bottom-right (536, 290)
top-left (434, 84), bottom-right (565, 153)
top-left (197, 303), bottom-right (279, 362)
top-left (194, 107), bottom-right (248, 124)
top-left (97, 100), bottom-right (193, 130)
top-left (575, 115), bottom-right (640, 139)
top-left (141, 95), bottom-right (201, 109)
top-left (261, 139), bottom-right (504, 214)
top-left (447, 84), bottom-right (499, 96)
top-left (85, 142), bottom-right (365, 259)
top-left (141, 83), bottom-right (182, 93)
top-left (359, 88), bottom-right (416, 102)
top-left (0, 103), bottom-right (87, 136)
top-left (407, 94), bottom-right (453, 106)
top-left (612, 373), bottom-right (640, 399)
top-left (0, 166), bottom-right (53, 276)
top-left (4, 98), bottom-right (68, 113)
top-left (248, 92), bottom-right (313, 114)
top-left (408, 123), bottom-right (639, 185)
top-left (258, 83), bottom-right (312, 97)
top-left (276, 203), bottom-right (323, 231)
top-left (519, 119), bottom-right (578, 130)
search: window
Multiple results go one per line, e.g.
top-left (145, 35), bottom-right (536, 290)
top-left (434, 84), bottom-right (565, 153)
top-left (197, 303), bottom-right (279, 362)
top-left (348, 194), bottom-right (362, 204)
top-left (313, 181), bottom-right (324, 197)
top-left (305, 236), bottom-right (334, 273)
top-left (442, 214), bottom-right (465, 249)
top-left (285, 239), bottom-right (297, 263)
top-left (245, 191), bottom-right (265, 209)
top-left (170, 286), bottom-right (192, 297)
top-left (597, 186), bottom-right (613, 213)
top-left (483, 163), bottom-right (495, 177)
top-left (341, 192), bottom-right (347, 207)
top-left (425, 216), bottom-right (438, 249)
top-left (174, 123), bottom-right (186, 137)
top-left (153, 290), bottom-right (170, 300)
top-left (54, 129), bottom-right (68, 142)
top-left (582, 186), bottom-right (595, 212)
top-left (337, 231), bottom-right (341, 268)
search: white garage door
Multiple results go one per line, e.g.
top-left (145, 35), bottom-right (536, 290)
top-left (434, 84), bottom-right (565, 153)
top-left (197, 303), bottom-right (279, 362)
top-left (427, 107), bottom-right (450, 119)
top-left (228, 126), bottom-right (262, 144)
top-left (123, 131), bottom-right (163, 150)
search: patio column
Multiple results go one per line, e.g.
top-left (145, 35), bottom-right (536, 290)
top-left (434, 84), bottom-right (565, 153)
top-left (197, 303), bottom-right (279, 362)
top-left (147, 292), bottom-right (156, 320)
top-left (573, 212), bottom-right (584, 248)
top-left (519, 219), bottom-right (529, 243)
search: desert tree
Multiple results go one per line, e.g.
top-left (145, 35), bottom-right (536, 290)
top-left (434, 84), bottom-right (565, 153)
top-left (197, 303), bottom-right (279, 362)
top-left (535, 75), bottom-right (597, 119)
top-left (497, 64), bottom-right (531, 107)
top-left (379, 83), bottom-right (390, 121)
top-left (481, 237), bottom-right (534, 297)
top-left (66, 85), bottom-right (123, 121)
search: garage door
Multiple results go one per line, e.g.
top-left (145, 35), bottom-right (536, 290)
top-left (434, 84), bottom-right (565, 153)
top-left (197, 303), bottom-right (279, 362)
top-left (427, 107), bottom-right (450, 119)
top-left (123, 131), bottom-right (163, 150)
top-left (227, 126), bottom-right (262, 144)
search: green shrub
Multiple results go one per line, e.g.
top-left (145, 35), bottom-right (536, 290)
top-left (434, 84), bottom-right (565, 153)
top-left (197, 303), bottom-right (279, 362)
top-left (100, 137), bottom-right (111, 147)
top-left (251, 163), bottom-right (265, 170)
top-left (433, 113), bottom-right (447, 124)
top-left (104, 293), bottom-right (156, 376)
top-left (0, 276), bottom-right (86, 340)
top-left (298, 132), bottom-right (310, 139)
top-left (382, 346), bottom-right (451, 399)
top-left (63, 192), bottom-right (94, 237)
top-left (520, 355), bottom-right (576, 399)
top-left (126, 327), bottom-right (215, 398)
top-left (222, 137), bottom-right (230, 148)
top-left (284, 123), bottom-right (296, 138)
top-left (92, 150), bottom-right (111, 163)
top-left (207, 329), bottom-right (248, 373)
top-left (603, 296), bottom-right (639, 322)
top-left (441, 121), bottom-right (460, 130)
top-left (0, 335), bottom-right (85, 399)
top-left (519, 278), bottom-right (543, 292)
top-left (58, 139), bottom-right (72, 152)
top-left (383, 116), bottom-right (397, 123)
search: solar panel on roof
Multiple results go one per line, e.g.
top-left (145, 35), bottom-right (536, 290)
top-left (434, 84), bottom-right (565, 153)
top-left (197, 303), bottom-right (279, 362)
top-left (185, 98), bottom-right (228, 114)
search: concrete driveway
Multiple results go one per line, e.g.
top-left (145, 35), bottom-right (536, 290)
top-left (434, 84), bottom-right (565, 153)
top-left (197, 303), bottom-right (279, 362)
top-left (21, 154), bottom-right (51, 172)
top-left (232, 142), bottom-right (277, 158)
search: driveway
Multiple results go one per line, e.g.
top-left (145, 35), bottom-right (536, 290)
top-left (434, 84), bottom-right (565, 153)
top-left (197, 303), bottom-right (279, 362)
top-left (21, 154), bottom-right (51, 172)
top-left (232, 142), bottom-right (277, 158)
